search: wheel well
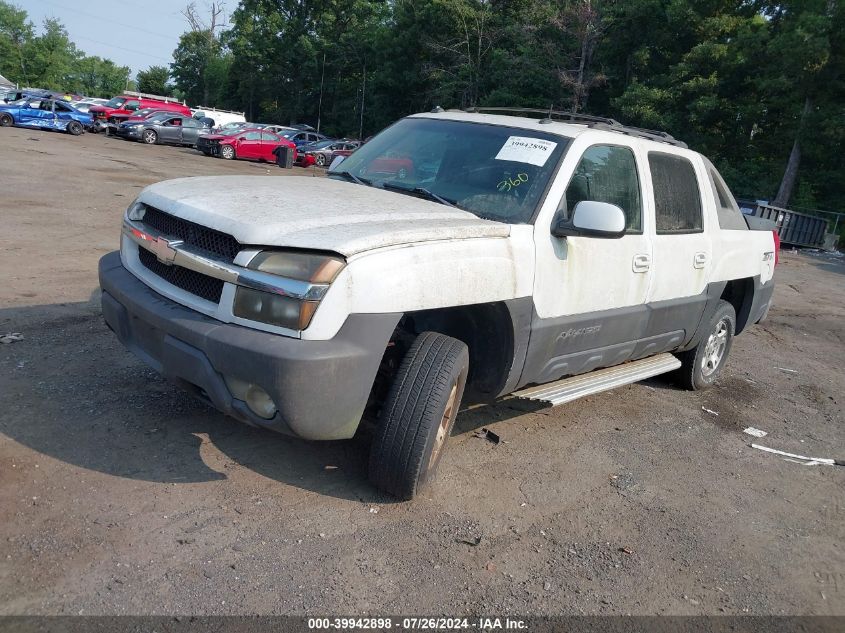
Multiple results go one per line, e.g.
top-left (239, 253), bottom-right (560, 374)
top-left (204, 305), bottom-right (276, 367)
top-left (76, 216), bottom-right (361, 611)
top-left (720, 278), bottom-right (755, 334)
top-left (378, 303), bottom-right (515, 407)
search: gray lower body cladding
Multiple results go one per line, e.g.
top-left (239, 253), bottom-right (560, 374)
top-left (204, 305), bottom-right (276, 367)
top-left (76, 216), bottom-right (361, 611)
top-left (520, 300), bottom-right (695, 387)
top-left (98, 252), bottom-right (401, 440)
top-left (748, 277), bottom-right (775, 327)
top-left (518, 277), bottom-right (774, 388)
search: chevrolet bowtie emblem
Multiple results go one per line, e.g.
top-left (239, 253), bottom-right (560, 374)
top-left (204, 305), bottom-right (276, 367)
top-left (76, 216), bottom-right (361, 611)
top-left (151, 236), bottom-right (182, 265)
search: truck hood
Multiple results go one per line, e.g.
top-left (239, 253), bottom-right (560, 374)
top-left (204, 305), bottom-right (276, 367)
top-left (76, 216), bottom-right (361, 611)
top-left (137, 176), bottom-right (511, 257)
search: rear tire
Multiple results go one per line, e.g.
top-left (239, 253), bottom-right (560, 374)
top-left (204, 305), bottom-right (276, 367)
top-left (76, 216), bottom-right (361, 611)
top-left (220, 144), bottom-right (235, 160)
top-left (676, 300), bottom-right (736, 390)
top-left (369, 331), bottom-right (469, 500)
top-left (0, 114), bottom-right (13, 127)
top-left (142, 129), bottom-right (158, 145)
top-left (67, 121), bottom-right (83, 136)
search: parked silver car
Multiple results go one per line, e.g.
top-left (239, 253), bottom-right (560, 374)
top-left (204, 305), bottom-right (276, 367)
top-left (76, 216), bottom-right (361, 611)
top-left (115, 113), bottom-right (211, 146)
top-left (301, 140), bottom-right (361, 166)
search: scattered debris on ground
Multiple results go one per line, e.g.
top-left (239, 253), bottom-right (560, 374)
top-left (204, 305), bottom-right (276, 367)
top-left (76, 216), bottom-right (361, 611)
top-left (751, 443), bottom-right (843, 467)
top-left (473, 428), bottom-right (500, 445)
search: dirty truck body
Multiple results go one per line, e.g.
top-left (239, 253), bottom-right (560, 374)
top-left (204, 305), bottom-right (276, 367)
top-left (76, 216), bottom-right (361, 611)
top-left (99, 111), bottom-right (776, 499)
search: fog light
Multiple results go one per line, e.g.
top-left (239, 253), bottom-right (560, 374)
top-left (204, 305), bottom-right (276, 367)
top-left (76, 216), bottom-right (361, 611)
top-left (224, 377), bottom-right (277, 420)
top-left (224, 375), bottom-right (250, 400)
top-left (245, 384), bottom-right (277, 420)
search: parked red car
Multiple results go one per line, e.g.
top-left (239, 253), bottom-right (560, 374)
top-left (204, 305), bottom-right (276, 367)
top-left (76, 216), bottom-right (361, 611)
top-left (361, 156), bottom-right (415, 180)
top-left (89, 94), bottom-right (191, 129)
top-left (197, 129), bottom-right (297, 163)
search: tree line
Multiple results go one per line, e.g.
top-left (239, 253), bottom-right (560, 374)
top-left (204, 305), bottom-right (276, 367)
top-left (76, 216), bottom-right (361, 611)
top-left (166, 0), bottom-right (843, 215)
top-left (1, 0), bottom-right (842, 217)
top-left (0, 1), bottom-right (130, 97)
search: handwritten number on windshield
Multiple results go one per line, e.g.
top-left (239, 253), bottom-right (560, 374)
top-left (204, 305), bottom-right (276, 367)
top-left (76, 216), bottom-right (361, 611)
top-left (497, 173), bottom-right (529, 192)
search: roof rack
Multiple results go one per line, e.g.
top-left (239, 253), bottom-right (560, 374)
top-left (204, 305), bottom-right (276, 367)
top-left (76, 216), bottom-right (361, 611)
top-left (192, 105), bottom-right (245, 116)
top-left (458, 106), bottom-right (687, 148)
top-left (463, 106), bottom-right (620, 126)
top-left (590, 122), bottom-right (687, 148)
top-left (123, 90), bottom-right (186, 105)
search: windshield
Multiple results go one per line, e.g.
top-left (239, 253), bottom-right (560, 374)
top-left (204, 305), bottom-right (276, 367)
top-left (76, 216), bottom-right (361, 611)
top-left (105, 97), bottom-right (126, 108)
top-left (330, 117), bottom-right (569, 224)
top-left (309, 140), bottom-right (335, 150)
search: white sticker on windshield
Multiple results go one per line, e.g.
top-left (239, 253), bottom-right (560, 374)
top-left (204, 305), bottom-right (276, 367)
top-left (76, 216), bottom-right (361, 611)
top-left (495, 136), bottom-right (558, 166)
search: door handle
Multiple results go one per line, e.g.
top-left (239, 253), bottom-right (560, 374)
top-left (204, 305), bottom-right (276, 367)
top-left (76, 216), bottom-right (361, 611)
top-left (632, 254), bottom-right (651, 273)
top-left (693, 252), bottom-right (709, 269)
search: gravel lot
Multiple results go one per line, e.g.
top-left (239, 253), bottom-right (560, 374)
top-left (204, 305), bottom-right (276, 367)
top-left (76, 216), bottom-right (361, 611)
top-left (0, 128), bottom-right (843, 617)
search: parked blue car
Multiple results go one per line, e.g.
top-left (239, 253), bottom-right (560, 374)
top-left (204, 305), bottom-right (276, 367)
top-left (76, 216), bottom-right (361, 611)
top-left (0, 97), bottom-right (92, 135)
top-left (278, 128), bottom-right (330, 147)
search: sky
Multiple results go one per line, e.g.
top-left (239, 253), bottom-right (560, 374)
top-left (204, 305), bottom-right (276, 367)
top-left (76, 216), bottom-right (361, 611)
top-left (16, 0), bottom-right (199, 76)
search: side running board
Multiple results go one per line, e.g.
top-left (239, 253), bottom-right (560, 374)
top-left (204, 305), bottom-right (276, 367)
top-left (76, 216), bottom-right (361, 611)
top-left (513, 353), bottom-right (681, 407)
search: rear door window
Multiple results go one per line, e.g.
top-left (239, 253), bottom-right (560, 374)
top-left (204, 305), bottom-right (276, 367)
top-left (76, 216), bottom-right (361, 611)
top-left (648, 152), bottom-right (703, 234)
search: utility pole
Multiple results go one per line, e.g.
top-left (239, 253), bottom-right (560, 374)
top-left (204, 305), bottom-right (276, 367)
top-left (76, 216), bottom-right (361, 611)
top-left (359, 61), bottom-right (366, 141)
top-left (317, 52), bottom-right (326, 134)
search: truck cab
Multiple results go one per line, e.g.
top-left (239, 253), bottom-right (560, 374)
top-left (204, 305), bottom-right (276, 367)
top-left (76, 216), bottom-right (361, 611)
top-left (98, 110), bottom-right (777, 499)
top-left (89, 93), bottom-right (191, 129)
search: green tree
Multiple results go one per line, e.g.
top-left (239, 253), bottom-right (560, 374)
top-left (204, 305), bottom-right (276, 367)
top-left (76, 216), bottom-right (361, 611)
top-left (0, 0), bottom-right (33, 85)
top-left (26, 18), bottom-right (79, 90)
top-left (171, 29), bottom-right (219, 104)
top-left (137, 65), bottom-right (172, 96)
top-left (761, 0), bottom-right (843, 208)
top-left (70, 56), bottom-right (130, 96)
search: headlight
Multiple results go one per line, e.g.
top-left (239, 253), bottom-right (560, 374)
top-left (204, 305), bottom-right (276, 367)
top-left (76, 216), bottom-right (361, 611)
top-left (233, 251), bottom-right (345, 330)
top-left (126, 200), bottom-right (145, 220)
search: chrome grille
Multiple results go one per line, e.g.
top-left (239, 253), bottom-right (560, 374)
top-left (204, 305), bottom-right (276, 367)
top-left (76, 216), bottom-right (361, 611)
top-left (141, 206), bottom-right (240, 262)
top-left (138, 247), bottom-right (224, 303)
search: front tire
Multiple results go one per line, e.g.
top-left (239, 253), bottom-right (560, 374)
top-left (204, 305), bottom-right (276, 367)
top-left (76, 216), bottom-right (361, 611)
top-left (0, 113), bottom-right (13, 127)
top-left (676, 300), bottom-right (736, 390)
top-left (142, 129), bottom-right (158, 145)
top-left (315, 153), bottom-right (326, 167)
top-left (220, 144), bottom-right (235, 160)
top-left (67, 121), bottom-right (83, 136)
top-left (369, 331), bottom-right (469, 500)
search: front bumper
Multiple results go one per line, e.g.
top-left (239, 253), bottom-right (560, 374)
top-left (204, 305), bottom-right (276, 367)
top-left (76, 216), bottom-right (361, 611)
top-left (99, 252), bottom-right (400, 440)
top-left (115, 127), bottom-right (142, 140)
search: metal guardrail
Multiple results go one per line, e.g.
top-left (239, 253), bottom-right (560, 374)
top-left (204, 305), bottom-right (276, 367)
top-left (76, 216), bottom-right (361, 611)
top-left (738, 200), bottom-right (830, 248)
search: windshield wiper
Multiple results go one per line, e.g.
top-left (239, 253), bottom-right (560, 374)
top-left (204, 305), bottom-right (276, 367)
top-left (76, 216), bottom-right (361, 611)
top-left (381, 182), bottom-right (461, 209)
top-left (329, 170), bottom-right (372, 187)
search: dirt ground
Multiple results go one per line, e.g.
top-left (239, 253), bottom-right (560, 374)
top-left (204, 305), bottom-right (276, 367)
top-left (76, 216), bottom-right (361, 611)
top-left (0, 128), bottom-right (843, 617)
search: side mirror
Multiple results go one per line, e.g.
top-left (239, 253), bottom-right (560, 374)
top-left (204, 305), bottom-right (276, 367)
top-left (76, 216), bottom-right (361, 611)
top-left (551, 200), bottom-right (626, 239)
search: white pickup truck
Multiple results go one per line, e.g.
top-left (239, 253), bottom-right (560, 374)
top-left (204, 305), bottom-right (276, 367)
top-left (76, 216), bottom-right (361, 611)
top-left (99, 109), bottom-right (777, 499)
